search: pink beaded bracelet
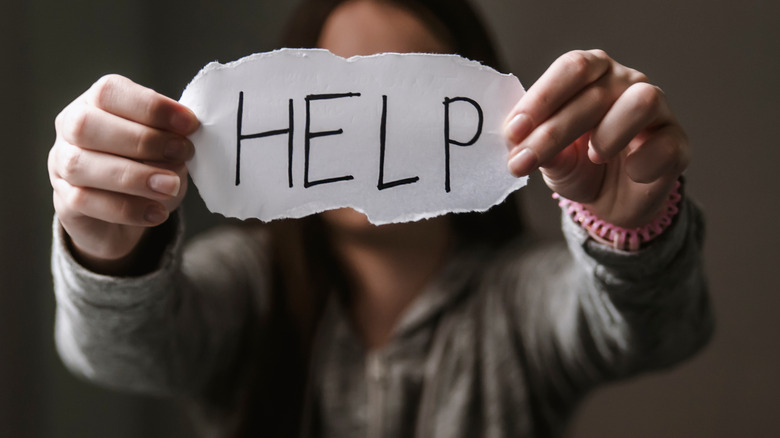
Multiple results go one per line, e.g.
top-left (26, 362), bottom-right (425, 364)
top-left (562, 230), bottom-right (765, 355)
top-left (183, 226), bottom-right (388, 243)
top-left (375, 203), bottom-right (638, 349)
top-left (553, 180), bottom-right (683, 252)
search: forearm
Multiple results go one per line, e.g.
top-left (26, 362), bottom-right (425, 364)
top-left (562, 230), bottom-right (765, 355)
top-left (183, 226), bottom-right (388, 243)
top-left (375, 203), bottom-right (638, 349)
top-left (51, 214), bottom-right (267, 398)
top-left (561, 197), bottom-right (713, 377)
top-left (507, 197), bottom-right (712, 411)
top-left (52, 213), bottom-right (187, 394)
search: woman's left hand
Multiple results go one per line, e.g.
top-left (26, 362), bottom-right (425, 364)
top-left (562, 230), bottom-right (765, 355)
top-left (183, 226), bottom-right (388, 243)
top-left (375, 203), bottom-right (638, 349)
top-left (504, 49), bottom-right (689, 228)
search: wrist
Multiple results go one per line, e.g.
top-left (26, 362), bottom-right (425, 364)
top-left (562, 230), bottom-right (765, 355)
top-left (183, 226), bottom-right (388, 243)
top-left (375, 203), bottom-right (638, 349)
top-left (63, 218), bottom-right (176, 277)
top-left (554, 179), bottom-right (683, 251)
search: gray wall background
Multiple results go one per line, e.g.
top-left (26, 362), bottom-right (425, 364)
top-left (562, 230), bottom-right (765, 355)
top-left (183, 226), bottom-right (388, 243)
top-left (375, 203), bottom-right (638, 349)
top-left (1, 0), bottom-right (777, 436)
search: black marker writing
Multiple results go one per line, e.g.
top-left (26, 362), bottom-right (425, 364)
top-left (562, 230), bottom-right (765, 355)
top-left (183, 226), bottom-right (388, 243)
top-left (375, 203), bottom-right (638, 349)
top-left (443, 96), bottom-right (483, 193)
top-left (304, 92), bottom-right (360, 188)
top-left (377, 95), bottom-right (420, 190)
top-left (235, 91), bottom-right (294, 187)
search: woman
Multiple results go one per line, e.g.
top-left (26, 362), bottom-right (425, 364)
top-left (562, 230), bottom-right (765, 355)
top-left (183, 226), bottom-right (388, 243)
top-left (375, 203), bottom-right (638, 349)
top-left (49, 0), bottom-right (712, 436)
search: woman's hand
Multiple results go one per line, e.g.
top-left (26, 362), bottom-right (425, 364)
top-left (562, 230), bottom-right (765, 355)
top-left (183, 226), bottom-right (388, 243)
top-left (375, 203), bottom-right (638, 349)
top-left (504, 49), bottom-right (689, 228)
top-left (48, 74), bottom-right (199, 271)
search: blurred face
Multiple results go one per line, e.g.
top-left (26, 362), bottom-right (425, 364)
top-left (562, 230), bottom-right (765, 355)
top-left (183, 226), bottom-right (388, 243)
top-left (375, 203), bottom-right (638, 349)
top-left (317, 0), bottom-right (451, 229)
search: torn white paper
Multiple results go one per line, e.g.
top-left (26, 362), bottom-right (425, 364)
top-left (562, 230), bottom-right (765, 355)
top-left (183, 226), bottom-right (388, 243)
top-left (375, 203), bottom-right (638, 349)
top-left (180, 48), bottom-right (526, 224)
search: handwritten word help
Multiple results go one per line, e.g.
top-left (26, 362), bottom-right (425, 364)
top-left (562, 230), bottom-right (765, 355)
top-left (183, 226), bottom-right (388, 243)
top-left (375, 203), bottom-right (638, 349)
top-left (180, 49), bottom-right (526, 224)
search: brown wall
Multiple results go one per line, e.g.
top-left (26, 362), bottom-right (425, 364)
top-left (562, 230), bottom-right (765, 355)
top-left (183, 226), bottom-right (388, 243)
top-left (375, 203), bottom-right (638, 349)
top-left (1, 0), bottom-right (777, 436)
top-left (475, 1), bottom-right (780, 436)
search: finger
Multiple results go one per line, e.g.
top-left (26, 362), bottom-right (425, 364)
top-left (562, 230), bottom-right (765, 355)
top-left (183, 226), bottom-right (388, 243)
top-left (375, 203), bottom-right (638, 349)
top-left (589, 82), bottom-right (673, 164)
top-left (538, 133), bottom-right (605, 202)
top-left (85, 74), bottom-right (199, 135)
top-left (508, 74), bottom-right (617, 177)
top-left (624, 125), bottom-right (689, 183)
top-left (505, 50), bottom-right (612, 145)
top-left (52, 141), bottom-right (182, 201)
top-left (53, 178), bottom-right (169, 227)
top-left (56, 103), bottom-right (194, 162)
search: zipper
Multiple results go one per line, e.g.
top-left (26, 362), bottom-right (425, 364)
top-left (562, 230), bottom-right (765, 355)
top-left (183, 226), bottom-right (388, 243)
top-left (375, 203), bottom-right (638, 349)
top-left (366, 352), bottom-right (387, 438)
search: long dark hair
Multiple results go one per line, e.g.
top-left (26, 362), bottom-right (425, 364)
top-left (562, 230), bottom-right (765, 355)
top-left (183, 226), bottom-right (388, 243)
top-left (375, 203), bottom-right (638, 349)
top-left (281, 0), bottom-right (522, 244)
top-left (218, 1), bottom-right (524, 436)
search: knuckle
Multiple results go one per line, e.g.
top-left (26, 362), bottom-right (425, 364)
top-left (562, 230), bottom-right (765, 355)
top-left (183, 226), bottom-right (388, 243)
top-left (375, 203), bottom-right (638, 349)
top-left (629, 68), bottom-right (650, 84)
top-left (142, 90), bottom-right (165, 124)
top-left (631, 83), bottom-right (664, 114)
top-left (588, 48), bottom-right (610, 61)
top-left (561, 51), bottom-right (591, 81)
top-left (134, 127), bottom-right (156, 158)
top-left (54, 109), bottom-right (66, 132)
top-left (62, 106), bottom-right (91, 144)
top-left (47, 146), bottom-right (58, 175)
top-left (48, 144), bottom-right (68, 183)
top-left (115, 161), bottom-right (137, 191)
top-left (529, 86), bottom-right (552, 107)
top-left (65, 186), bottom-right (88, 212)
top-left (60, 145), bottom-right (83, 181)
top-left (536, 124), bottom-right (562, 149)
top-left (585, 83), bottom-right (608, 105)
top-left (90, 74), bottom-right (121, 109)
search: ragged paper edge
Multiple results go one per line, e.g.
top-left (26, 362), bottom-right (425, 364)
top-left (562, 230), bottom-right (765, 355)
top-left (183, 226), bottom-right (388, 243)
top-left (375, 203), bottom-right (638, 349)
top-left (337, 176), bottom-right (528, 225)
top-left (181, 48), bottom-right (519, 101)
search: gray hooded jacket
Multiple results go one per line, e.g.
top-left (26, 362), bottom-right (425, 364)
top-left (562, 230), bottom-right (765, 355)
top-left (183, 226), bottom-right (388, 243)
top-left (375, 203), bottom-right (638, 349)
top-left (51, 200), bottom-right (712, 437)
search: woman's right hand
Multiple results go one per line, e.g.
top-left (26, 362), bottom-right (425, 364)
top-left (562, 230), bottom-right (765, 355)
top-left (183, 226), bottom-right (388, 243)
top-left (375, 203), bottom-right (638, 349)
top-left (48, 74), bottom-right (199, 273)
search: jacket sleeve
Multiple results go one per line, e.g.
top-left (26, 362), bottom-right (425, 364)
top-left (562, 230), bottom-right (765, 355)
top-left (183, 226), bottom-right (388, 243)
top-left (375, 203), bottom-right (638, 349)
top-left (505, 198), bottom-right (713, 414)
top-left (51, 213), bottom-right (272, 403)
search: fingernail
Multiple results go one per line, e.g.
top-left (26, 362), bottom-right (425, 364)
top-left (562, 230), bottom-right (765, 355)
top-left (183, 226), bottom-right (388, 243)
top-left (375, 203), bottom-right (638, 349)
top-left (170, 110), bottom-right (197, 133)
top-left (505, 113), bottom-right (533, 146)
top-left (148, 174), bottom-right (180, 197)
top-left (144, 204), bottom-right (168, 224)
top-left (508, 147), bottom-right (538, 177)
top-left (163, 138), bottom-right (191, 161)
